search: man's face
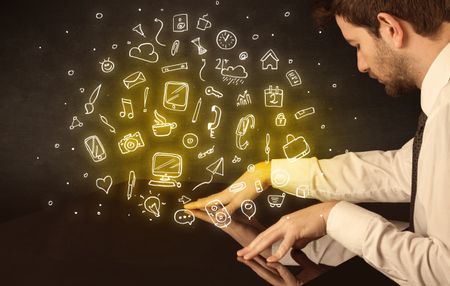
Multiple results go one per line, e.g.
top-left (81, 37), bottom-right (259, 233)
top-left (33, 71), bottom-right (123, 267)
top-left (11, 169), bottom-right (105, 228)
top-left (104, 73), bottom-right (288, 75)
top-left (335, 15), bottom-right (416, 97)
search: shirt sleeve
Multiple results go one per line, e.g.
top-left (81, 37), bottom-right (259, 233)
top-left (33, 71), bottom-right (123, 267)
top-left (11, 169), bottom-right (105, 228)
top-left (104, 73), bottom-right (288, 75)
top-left (271, 139), bottom-right (413, 203)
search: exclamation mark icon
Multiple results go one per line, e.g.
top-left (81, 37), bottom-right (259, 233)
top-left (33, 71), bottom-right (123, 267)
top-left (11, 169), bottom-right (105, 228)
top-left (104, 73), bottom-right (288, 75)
top-left (143, 87), bottom-right (149, 112)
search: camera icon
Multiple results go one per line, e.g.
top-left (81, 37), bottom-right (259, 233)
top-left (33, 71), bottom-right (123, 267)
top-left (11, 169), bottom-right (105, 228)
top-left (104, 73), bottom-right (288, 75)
top-left (118, 131), bottom-right (145, 154)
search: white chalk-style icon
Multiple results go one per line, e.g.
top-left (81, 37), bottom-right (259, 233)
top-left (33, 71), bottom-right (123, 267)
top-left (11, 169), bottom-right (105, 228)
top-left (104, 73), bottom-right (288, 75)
top-left (141, 195), bottom-right (161, 217)
top-left (275, 113), bottom-right (287, 126)
top-left (154, 18), bottom-right (166, 47)
top-left (152, 110), bottom-right (177, 137)
top-left (174, 209), bottom-right (195, 225)
top-left (123, 71), bottom-right (146, 89)
top-left (182, 133), bottom-right (199, 149)
top-left (69, 116), bottom-right (83, 130)
top-left (96, 175), bottom-right (113, 194)
top-left (268, 193), bottom-right (286, 208)
top-left (99, 114), bottom-right (116, 133)
top-left (239, 52), bottom-right (249, 61)
top-left (264, 85), bottom-right (284, 108)
top-left (132, 24), bottom-right (146, 37)
top-left (205, 199), bottom-right (231, 228)
top-left (192, 157), bottom-right (224, 191)
top-left (198, 145), bottom-right (215, 159)
top-left (191, 37), bottom-right (208, 55)
top-left (208, 105), bottom-right (222, 139)
top-left (118, 131), bottom-right (145, 154)
top-left (216, 30), bottom-right (237, 50)
top-left (148, 152), bottom-right (183, 188)
top-left (265, 133), bottom-right (271, 163)
top-left (205, 86), bottom-right (223, 98)
top-left (84, 84), bottom-right (102, 115)
top-left (295, 107), bottom-right (315, 120)
top-left (199, 58), bottom-right (206, 82)
top-left (286, 69), bottom-right (302, 87)
top-left (161, 62), bottom-right (188, 73)
top-left (119, 98), bottom-right (134, 119)
top-left (192, 98), bottom-right (202, 123)
top-left (143, 87), bottom-right (149, 113)
top-left (229, 182), bottom-right (246, 193)
top-left (99, 58), bottom-right (115, 73)
top-left (255, 180), bottom-right (264, 193)
top-left (231, 155), bottom-right (241, 164)
top-left (271, 169), bottom-right (290, 188)
top-left (163, 81), bottom-right (189, 112)
top-left (236, 90), bottom-right (251, 106)
top-left (129, 43), bottom-right (159, 63)
top-left (173, 13), bottom-right (188, 32)
top-left (261, 49), bottom-right (280, 70)
top-left (178, 195), bottom-right (192, 204)
top-left (127, 170), bottom-right (136, 200)
top-left (196, 14), bottom-right (212, 31)
top-left (283, 134), bottom-right (311, 162)
top-left (236, 114), bottom-right (255, 150)
top-left (296, 185), bottom-right (310, 198)
top-left (84, 135), bottom-right (107, 162)
top-left (171, 40), bottom-right (180, 56)
top-left (217, 58), bottom-right (248, 85)
top-left (241, 200), bottom-right (256, 220)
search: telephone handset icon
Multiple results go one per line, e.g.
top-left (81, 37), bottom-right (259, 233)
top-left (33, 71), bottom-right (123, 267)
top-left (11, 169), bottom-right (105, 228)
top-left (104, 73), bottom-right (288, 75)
top-left (208, 105), bottom-right (222, 138)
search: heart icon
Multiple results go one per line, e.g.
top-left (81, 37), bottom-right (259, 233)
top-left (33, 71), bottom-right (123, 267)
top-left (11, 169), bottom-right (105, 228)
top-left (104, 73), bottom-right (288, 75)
top-left (96, 175), bottom-right (113, 194)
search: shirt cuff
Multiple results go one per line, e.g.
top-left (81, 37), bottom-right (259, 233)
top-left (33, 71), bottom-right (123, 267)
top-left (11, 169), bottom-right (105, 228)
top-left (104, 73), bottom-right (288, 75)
top-left (326, 201), bottom-right (378, 256)
top-left (271, 158), bottom-right (313, 197)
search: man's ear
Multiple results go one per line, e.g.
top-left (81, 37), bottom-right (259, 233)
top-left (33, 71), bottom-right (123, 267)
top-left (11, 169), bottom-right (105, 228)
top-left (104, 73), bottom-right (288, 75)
top-left (377, 12), bottom-right (405, 49)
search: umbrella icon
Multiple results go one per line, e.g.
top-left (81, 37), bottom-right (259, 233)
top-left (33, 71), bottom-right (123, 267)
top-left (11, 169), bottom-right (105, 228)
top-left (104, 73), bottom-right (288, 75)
top-left (192, 157), bottom-right (224, 191)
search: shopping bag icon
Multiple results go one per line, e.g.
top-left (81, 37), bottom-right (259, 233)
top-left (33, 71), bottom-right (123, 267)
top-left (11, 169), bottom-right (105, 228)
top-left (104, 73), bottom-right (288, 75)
top-left (282, 134), bottom-right (310, 162)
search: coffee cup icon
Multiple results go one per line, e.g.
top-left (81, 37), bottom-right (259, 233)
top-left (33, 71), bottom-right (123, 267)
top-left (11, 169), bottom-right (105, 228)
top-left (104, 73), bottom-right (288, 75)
top-left (152, 110), bottom-right (177, 137)
top-left (197, 15), bottom-right (212, 31)
top-left (282, 134), bottom-right (310, 162)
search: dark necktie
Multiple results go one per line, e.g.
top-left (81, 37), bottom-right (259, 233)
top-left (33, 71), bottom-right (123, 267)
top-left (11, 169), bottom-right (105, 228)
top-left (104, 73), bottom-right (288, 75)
top-left (409, 111), bottom-right (428, 232)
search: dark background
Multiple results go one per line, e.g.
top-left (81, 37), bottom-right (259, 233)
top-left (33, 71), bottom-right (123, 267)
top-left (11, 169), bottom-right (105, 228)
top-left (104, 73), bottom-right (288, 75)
top-left (0, 0), bottom-right (418, 284)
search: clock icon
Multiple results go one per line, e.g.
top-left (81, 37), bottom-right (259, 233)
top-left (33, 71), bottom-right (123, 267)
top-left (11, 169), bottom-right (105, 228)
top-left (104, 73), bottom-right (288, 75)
top-left (216, 30), bottom-right (238, 50)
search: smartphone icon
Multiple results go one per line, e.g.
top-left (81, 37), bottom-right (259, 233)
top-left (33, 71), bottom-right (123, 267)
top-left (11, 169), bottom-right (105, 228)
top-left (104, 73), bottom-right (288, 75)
top-left (205, 199), bottom-right (231, 228)
top-left (84, 135), bottom-right (107, 162)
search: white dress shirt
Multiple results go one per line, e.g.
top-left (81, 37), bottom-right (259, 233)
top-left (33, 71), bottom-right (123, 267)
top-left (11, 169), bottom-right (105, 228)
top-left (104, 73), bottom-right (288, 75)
top-left (271, 43), bottom-right (450, 285)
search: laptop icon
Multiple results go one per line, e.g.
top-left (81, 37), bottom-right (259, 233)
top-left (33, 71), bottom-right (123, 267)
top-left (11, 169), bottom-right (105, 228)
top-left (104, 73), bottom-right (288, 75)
top-left (163, 81), bottom-right (189, 112)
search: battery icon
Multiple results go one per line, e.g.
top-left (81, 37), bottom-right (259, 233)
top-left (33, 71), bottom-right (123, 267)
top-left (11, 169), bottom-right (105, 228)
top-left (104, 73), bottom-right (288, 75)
top-left (295, 107), bottom-right (316, 120)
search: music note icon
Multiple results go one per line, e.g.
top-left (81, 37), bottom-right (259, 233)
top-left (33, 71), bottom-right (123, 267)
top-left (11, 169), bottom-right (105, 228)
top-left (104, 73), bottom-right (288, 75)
top-left (119, 98), bottom-right (134, 119)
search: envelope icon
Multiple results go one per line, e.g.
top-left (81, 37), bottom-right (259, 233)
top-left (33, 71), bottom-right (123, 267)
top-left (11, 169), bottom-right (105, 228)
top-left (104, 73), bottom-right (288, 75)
top-left (123, 71), bottom-right (146, 89)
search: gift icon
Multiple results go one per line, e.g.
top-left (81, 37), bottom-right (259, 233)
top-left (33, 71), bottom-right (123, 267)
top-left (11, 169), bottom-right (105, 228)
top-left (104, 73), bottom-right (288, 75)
top-left (283, 134), bottom-right (310, 162)
top-left (123, 71), bottom-right (146, 90)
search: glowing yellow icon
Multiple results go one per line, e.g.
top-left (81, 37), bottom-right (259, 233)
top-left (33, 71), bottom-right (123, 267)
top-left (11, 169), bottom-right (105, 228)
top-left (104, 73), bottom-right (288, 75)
top-left (174, 209), bottom-right (195, 225)
top-left (84, 84), bottom-right (102, 115)
top-left (208, 105), bottom-right (222, 138)
top-left (127, 170), bottom-right (136, 200)
top-left (129, 43), bottom-right (159, 63)
top-left (275, 113), bottom-right (287, 126)
top-left (149, 152), bottom-right (183, 188)
top-left (119, 98), bottom-right (134, 119)
top-left (229, 182), bottom-right (247, 193)
top-left (261, 49), bottom-right (279, 70)
top-left (264, 85), bottom-right (284, 108)
top-left (123, 71), bottom-right (146, 89)
top-left (182, 133), bottom-right (199, 149)
top-left (152, 110), bottom-right (177, 137)
top-left (84, 135), bottom-right (107, 162)
top-left (143, 196), bottom-right (161, 217)
top-left (118, 132), bottom-right (145, 154)
top-left (206, 199), bottom-right (231, 228)
top-left (236, 114), bottom-right (255, 150)
top-left (296, 185), bottom-right (310, 198)
top-left (271, 169), bottom-right (290, 188)
top-left (268, 193), bottom-right (286, 208)
top-left (282, 134), bottom-right (310, 162)
top-left (241, 200), bottom-right (256, 220)
top-left (295, 107), bottom-right (315, 120)
top-left (255, 180), bottom-right (264, 193)
top-left (163, 81), bottom-right (189, 112)
top-left (193, 157), bottom-right (224, 191)
top-left (96, 175), bottom-right (113, 194)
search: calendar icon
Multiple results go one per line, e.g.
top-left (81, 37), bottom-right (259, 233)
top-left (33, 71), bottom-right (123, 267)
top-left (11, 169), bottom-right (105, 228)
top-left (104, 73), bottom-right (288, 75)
top-left (264, 85), bottom-right (284, 108)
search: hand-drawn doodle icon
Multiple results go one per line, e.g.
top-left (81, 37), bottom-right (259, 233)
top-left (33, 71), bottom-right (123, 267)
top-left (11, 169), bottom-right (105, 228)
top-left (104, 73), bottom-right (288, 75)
top-left (174, 209), bottom-right (195, 225)
top-left (143, 87), bottom-right (149, 113)
top-left (271, 169), bottom-right (290, 188)
top-left (199, 58), bottom-right (206, 81)
top-left (129, 43), bottom-right (159, 63)
top-left (192, 157), bottom-right (224, 191)
top-left (198, 145), bottom-right (215, 159)
top-left (236, 114), bottom-right (255, 150)
top-left (217, 59), bottom-right (248, 85)
top-left (191, 37), bottom-right (208, 55)
top-left (148, 152), bottom-right (183, 188)
top-left (171, 40), bottom-right (180, 56)
top-left (99, 58), bottom-right (115, 73)
top-left (216, 30), bottom-right (237, 50)
top-left (152, 110), bottom-right (177, 137)
top-left (173, 13), bottom-right (189, 32)
top-left (208, 105), bottom-right (222, 138)
top-left (286, 69), bottom-right (302, 87)
top-left (69, 116), bottom-right (83, 130)
top-left (178, 195), bottom-right (192, 204)
top-left (196, 14), bottom-right (212, 31)
top-left (127, 170), bottom-right (136, 200)
top-left (132, 23), bottom-right (146, 37)
top-left (231, 155), bottom-right (241, 164)
top-left (261, 49), bottom-right (280, 70)
top-left (161, 62), bottom-right (188, 73)
top-left (192, 98), bottom-right (202, 123)
top-left (182, 133), bottom-right (199, 149)
top-left (275, 113), bottom-right (287, 126)
top-left (96, 175), bottom-right (113, 194)
top-left (265, 133), bottom-right (271, 163)
top-left (154, 18), bottom-right (166, 47)
top-left (239, 52), bottom-right (249, 61)
top-left (205, 86), bottom-right (223, 98)
top-left (255, 180), bottom-right (264, 193)
top-left (123, 71), bottom-right (146, 89)
top-left (264, 85), bottom-right (284, 108)
top-left (141, 195), bottom-right (161, 217)
top-left (229, 182), bottom-right (246, 193)
top-left (268, 193), bottom-right (286, 208)
top-left (99, 114), bottom-right (116, 133)
top-left (84, 84), bottom-right (102, 115)
top-left (296, 185), bottom-right (310, 198)
top-left (118, 131), bottom-right (145, 154)
top-left (205, 199), bottom-right (231, 228)
top-left (283, 134), bottom-right (310, 162)
top-left (84, 135), bottom-right (107, 162)
top-left (241, 200), bottom-right (256, 220)
top-left (236, 90), bottom-right (251, 106)
top-left (247, 164), bottom-right (256, 172)
top-left (295, 107), bottom-right (315, 120)
top-left (119, 98), bottom-right (134, 119)
top-left (163, 81), bottom-right (189, 112)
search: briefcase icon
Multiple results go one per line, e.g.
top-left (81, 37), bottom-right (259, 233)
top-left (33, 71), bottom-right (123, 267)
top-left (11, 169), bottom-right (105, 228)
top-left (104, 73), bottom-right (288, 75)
top-left (163, 81), bottom-right (189, 111)
top-left (123, 71), bottom-right (146, 89)
top-left (283, 134), bottom-right (310, 162)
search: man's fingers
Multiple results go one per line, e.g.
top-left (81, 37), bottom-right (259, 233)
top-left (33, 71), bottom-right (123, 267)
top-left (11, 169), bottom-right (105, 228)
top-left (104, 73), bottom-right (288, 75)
top-left (190, 209), bottom-right (210, 223)
top-left (237, 224), bottom-right (279, 256)
top-left (242, 228), bottom-right (283, 260)
top-left (268, 235), bottom-right (296, 262)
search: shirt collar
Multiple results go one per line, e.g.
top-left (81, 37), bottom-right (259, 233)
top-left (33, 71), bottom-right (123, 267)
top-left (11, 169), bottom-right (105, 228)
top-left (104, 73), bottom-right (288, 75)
top-left (421, 43), bottom-right (450, 116)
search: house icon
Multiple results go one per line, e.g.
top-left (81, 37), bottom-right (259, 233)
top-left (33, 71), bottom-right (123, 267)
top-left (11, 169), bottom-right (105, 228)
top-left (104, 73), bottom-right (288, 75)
top-left (260, 49), bottom-right (279, 70)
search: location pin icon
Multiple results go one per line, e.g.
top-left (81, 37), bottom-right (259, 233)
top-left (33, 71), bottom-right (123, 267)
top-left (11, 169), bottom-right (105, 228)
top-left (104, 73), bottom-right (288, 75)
top-left (241, 200), bottom-right (256, 220)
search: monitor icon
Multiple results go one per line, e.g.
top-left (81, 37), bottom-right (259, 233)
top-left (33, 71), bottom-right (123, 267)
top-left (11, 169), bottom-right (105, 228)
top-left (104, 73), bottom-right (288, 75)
top-left (163, 81), bottom-right (189, 112)
top-left (149, 152), bottom-right (183, 188)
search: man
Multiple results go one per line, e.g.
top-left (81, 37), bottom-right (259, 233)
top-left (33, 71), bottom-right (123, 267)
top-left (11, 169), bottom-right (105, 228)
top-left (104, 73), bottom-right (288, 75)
top-left (185, 0), bottom-right (450, 284)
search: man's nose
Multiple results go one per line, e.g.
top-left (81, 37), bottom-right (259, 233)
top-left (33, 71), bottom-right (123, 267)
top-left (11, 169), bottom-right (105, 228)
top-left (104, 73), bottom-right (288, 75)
top-left (357, 52), bottom-right (369, 73)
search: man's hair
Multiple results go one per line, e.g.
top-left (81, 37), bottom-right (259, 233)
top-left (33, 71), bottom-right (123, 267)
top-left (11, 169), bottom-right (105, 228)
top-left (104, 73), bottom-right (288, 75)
top-left (312, 0), bottom-right (450, 37)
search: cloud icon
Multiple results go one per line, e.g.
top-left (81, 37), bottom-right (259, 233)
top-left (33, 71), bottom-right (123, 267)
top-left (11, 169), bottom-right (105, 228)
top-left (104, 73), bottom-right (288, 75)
top-left (222, 65), bottom-right (248, 79)
top-left (129, 43), bottom-right (159, 63)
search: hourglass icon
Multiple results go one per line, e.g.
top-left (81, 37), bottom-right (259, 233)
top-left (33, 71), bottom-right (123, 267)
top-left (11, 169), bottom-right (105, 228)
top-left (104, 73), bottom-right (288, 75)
top-left (191, 37), bottom-right (208, 55)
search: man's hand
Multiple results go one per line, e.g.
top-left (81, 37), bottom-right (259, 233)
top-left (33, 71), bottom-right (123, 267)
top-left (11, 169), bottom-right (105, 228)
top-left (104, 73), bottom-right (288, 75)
top-left (237, 201), bottom-right (339, 262)
top-left (184, 161), bottom-right (271, 214)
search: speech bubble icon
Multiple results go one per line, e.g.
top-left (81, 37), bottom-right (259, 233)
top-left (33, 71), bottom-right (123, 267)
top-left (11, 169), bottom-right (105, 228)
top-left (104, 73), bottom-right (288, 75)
top-left (174, 209), bottom-right (195, 225)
